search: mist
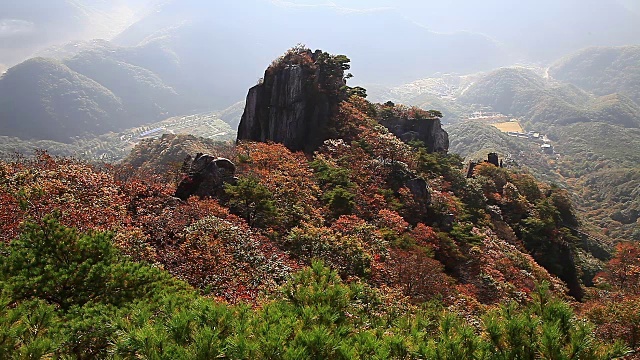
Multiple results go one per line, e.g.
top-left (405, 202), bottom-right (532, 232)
top-left (3, 0), bottom-right (639, 69)
top-left (0, 0), bottom-right (639, 142)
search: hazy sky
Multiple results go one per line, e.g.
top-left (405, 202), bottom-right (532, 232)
top-left (2, 0), bottom-right (639, 71)
top-left (275, 0), bottom-right (640, 33)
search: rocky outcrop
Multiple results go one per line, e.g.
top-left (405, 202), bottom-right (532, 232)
top-left (175, 153), bottom-right (237, 200)
top-left (379, 117), bottom-right (449, 153)
top-left (406, 177), bottom-right (431, 205)
top-left (237, 49), bottom-right (345, 153)
top-left (121, 134), bottom-right (225, 178)
top-left (237, 47), bottom-right (449, 154)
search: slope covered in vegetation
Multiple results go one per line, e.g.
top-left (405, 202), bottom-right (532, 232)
top-left (0, 48), bottom-right (637, 357)
top-left (0, 58), bottom-right (126, 142)
top-left (458, 67), bottom-right (640, 128)
top-left (550, 45), bottom-right (640, 104)
top-left (448, 120), bottom-right (640, 243)
top-left (550, 123), bottom-right (640, 240)
top-left (64, 50), bottom-right (179, 121)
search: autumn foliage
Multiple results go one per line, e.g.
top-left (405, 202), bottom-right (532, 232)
top-left (0, 49), bottom-right (634, 356)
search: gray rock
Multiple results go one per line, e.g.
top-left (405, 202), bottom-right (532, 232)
top-left (175, 153), bottom-right (237, 200)
top-left (380, 117), bottom-right (449, 153)
top-left (406, 177), bottom-right (431, 205)
top-left (237, 50), bottom-right (339, 153)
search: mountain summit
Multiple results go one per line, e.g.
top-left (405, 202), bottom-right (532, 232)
top-left (237, 47), bottom-right (350, 153)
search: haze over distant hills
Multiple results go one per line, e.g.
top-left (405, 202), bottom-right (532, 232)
top-left (457, 66), bottom-right (640, 128)
top-left (0, 57), bottom-right (126, 141)
top-left (550, 46), bottom-right (640, 104)
top-left (111, 0), bottom-right (510, 106)
top-left (1, 1), bottom-right (639, 145)
top-left (0, 0), bottom-right (155, 69)
top-left (4, 0), bottom-right (639, 72)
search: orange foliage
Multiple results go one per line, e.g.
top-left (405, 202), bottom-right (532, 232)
top-left (236, 142), bottom-right (323, 229)
top-left (0, 152), bottom-right (130, 241)
top-left (386, 247), bottom-right (457, 303)
top-left (597, 242), bottom-right (640, 295)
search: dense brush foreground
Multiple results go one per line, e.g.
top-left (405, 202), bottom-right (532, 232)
top-left (1, 49), bottom-right (639, 358)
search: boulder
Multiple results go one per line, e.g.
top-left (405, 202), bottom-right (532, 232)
top-left (175, 153), bottom-right (237, 200)
top-left (406, 177), bottom-right (431, 205)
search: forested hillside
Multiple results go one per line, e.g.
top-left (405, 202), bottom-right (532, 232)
top-left (0, 58), bottom-right (125, 141)
top-left (550, 46), bottom-right (640, 104)
top-left (458, 67), bottom-right (640, 128)
top-left (447, 120), bottom-right (640, 242)
top-left (0, 42), bottom-right (188, 142)
top-left (550, 123), bottom-right (640, 240)
top-left (1, 48), bottom-right (637, 357)
top-left (64, 50), bottom-right (179, 120)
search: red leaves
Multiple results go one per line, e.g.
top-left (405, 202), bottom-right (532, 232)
top-left (385, 247), bottom-right (456, 304)
top-left (596, 241), bottom-right (640, 295)
top-left (375, 209), bottom-right (409, 234)
top-left (0, 153), bottom-right (128, 241)
top-left (236, 142), bottom-right (323, 230)
top-left (410, 223), bottom-right (440, 250)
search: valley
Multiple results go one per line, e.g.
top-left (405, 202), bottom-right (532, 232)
top-left (0, 111), bottom-right (235, 162)
top-left (370, 49), bottom-right (640, 242)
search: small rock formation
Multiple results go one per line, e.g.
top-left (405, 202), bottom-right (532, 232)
top-left (465, 153), bottom-right (504, 178)
top-left (379, 116), bottom-right (449, 153)
top-left (175, 153), bottom-right (237, 200)
top-left (384, 160), bottom-right (431, 218)
top-left (487, 152), bottom-right (499, 167)
top-left (237, 48), bottom-right (347, 153)
top-left (406, 177), bottom-right (431, 206)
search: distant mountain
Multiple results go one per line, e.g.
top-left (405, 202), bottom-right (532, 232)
top-left (549, 46), bottom-right (640, 104)
top-left (111, 0), bottom-right (510, 108)
top-left (458, 68), bottom-right (588, 125)
top-left (0, 58), bottom-right (126, 142)
top-left (0, 39), bottom-right (196, 142)
top-left (0, 0), bottom-right (152, 68)
top-left (549, 122), bottom-right (640, 240)
top-left (458, 67), bottom-right (640, 128)
top-left (64, 49), bottom-right (179, 120)
top-left (391, 0), bottom-right (640, 62)
top-left (447, 121), bottom-right (530, 160)
top-left (218, 101), bottom-right (246, 130)
top-left (588, 93), bottom-right (640, 128)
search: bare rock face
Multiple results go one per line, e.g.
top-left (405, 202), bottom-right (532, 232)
top-left (175, 153), bottom-right (237, 200)
top-left (237, 49), bottom-right (345, 153)
top-left (406, 177), bottom-right (431, 205)
top-left (379, 117), bottom-right (449, 153)
top-left (237, 47), bottom-right (449, 155)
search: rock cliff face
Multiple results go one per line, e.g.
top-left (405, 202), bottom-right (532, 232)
top-left (379, 117), bottom-right (449, 153)
top-left (237, 49), bottom-right (345, 153)
top-left (237, 47), bottom-right (449, 154)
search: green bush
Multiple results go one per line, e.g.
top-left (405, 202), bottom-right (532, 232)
top-left (0, 220), bottom-right (628, 358)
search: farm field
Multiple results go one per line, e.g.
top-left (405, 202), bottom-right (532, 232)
top-left (492, 121), bottom-right (524, 133)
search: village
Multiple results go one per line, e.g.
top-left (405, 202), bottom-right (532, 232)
top-left (73, 112), bottom-right (236, 162)
top-left (120, 112), bottom-right (233, 143)
top-left (463, 111), bottom-right (555, 154)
